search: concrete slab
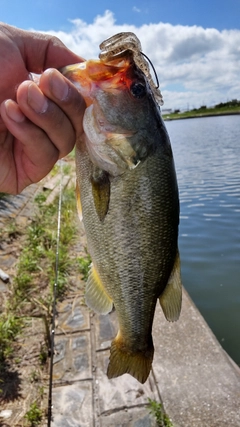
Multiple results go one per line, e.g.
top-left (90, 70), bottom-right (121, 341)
top-left (53, 331), bottom-right (92, 382)
top-left (152, 289), bottom-right (240, 427)
top-left (94, 311), bottom-right (118, 351)
top-left (96, 351), bottom-right (158, 413)
top-left (98, 407), bottom-right (156, 426)
top-left (52, 381), bottom-right (93, 427)
top-left (53, 299), bottom-right (92, 383)
top-left (56, 298), bottom-right (90, 334)
top-left (91, 310), bottom-right (158, 426)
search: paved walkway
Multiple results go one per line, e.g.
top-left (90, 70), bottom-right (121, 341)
top-left (51, 290), bottom-right (240, 427)
top-left (0, 178), bottom-right (240, 427)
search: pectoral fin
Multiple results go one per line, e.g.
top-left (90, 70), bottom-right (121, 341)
top-left (159, 250), bottom-right (182, 322)
top-left (91, 168), bottom-right (110, 221)
top-left (85, 264), bottom-right (113, 314)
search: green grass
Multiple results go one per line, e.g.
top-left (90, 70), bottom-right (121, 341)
top-left (76, 254), bottom-right (91, 281)
top-left (24, 401), bottom-right (42, 426)
top-left (0, 161), bottom-right (90, 368)
top-left (148, 399), bottom-right (174, 427)
top-left (0, 314), bottom-right (22, 366)
top-left (11, 184), bottom-right (78, 312)
top-left (0, 160), bottom-right (91, 424)
top-left (162, 99), bottom-right (240, 120)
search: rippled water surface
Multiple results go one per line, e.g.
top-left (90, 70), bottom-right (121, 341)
top-left (165, 115), bottom-right (240, 365)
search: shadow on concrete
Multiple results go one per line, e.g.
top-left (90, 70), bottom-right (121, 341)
top-left (0, 362), bottom-right (22, 402)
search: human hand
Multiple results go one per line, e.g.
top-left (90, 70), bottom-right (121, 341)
top-left (0, 23), bottom-right (85, 194)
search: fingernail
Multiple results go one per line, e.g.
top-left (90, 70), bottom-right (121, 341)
top-left (5, 100), bottom-right (25, 123)
top-left (50, 71), bottom-right (69, 101)
top-left (28, 83), bottom-right (48, 113)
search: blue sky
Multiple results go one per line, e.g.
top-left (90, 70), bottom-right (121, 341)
top-left (2, 1), bottom-right (240, 110)
top-left (2, 0), bottom-right (239, 32)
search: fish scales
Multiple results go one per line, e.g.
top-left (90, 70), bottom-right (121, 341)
top-left (62, 32), bottom-right (182, 383)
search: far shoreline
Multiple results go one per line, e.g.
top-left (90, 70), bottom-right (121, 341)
top-left (163, 110), bottom-right (240, 121)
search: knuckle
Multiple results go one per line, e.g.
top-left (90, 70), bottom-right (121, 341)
top-left (48, 104), bottom-right (66, 130)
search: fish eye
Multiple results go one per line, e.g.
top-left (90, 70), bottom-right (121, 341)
top-left (130, 82), bottom-right (146, 99)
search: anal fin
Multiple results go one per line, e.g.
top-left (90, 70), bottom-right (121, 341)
top-left (159, 250), bottom-right (182, 322)
top-left (85, 264), bottom-right (113, 314)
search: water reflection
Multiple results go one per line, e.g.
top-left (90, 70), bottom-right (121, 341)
top-left (165, 115), bottom-right (240, 365)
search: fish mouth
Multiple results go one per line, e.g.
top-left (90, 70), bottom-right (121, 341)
top-left (60, 62), bottom-right (91, 99)
top-left (60, 61), bottom-right (87, 76)
top-left (61, 57), bottom-right (140, 175)
top-left (60, 56), bottom-right (135, 108)
top-left (61, 57), bottom-right (131, 82)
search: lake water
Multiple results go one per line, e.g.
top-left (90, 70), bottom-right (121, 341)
top-left (165, 115), bottom-right (240, 365)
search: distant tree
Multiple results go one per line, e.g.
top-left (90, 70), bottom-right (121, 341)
top-left (215, 99), bottom-right (240, 108)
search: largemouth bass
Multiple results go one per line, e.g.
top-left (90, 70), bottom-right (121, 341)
top-left (62, 32), bottom-right (182, 384)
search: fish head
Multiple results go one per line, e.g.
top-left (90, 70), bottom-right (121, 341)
top-left (61, 51), bottom-right (161, 175)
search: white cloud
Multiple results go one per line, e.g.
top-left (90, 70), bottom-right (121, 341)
top-left (133, 6), bottom-right (141, 13)
top-left (34, 11), bottom-right (240, 110)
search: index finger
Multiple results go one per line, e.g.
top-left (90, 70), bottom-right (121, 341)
top-left (1, 23), bottom-right (85, 73)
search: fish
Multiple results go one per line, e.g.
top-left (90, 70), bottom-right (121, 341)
top-left (61, 32), bottom-right (182, 384)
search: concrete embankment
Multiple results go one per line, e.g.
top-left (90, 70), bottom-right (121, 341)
top-left (152, 289), bottom-right (240, 426)
top-left (0, 177), bottom-right (239, 426)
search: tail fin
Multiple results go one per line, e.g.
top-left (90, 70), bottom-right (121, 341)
top-left (107, 332), bottom-right (154, 384)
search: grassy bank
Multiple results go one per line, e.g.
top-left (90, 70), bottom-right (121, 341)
top-left (162, 100), bottom-right (240, 120)
top-left (0, 162), bottom-right (90, 425)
